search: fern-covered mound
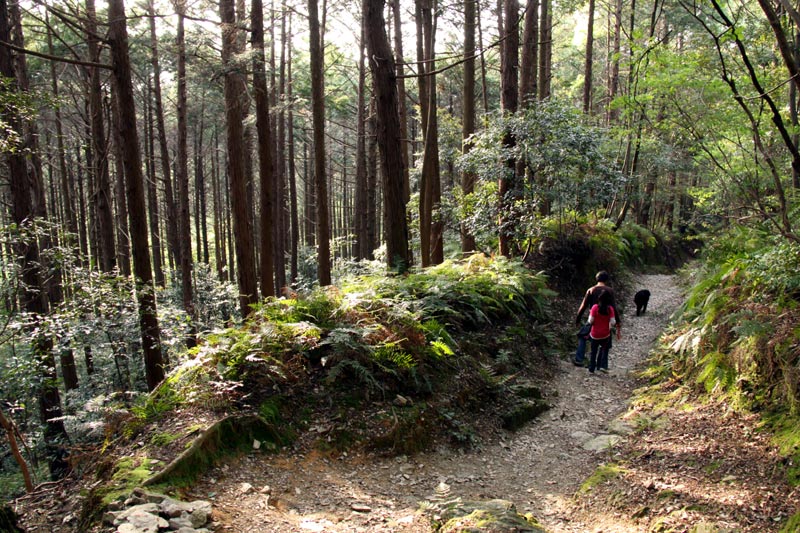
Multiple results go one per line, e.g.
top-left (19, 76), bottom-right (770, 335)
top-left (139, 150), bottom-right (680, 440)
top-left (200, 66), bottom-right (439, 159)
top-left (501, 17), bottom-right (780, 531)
top-left (79, 255), bottom-right (560, 527)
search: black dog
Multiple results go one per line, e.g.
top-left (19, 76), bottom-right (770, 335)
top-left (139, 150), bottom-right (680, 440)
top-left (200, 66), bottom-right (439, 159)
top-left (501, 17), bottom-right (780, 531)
top-left (634, 289), bottom-right (650, 316)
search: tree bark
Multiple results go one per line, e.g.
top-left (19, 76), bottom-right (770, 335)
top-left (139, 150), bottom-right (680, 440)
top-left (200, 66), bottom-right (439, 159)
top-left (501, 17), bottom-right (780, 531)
top-left (355, 18), bottom-right (369, 260)
top-left (145, 79), bottom-right (165, 287)
top-left (108, 0), bottom-right (165, 390)
top-left (86, 0), bottom-right (116, 272)
top-left (519, 0), bottom-right (538, 106)
top-left (252, 0), bottom-right (275, 298)
top-left (174, 5), bottom-right (196, 347)
top-left (462, 0), bottom-right (477, 253)
top-left (221, 0), bottom-right (259, 314)
top-left (365, 0), bottom-right (410, 272)
top-left (287, 13), bottom-right (299, 284)
top-left (583, 0), bottom-right (595, 113)
top-left (309, 0), bottom-right (332, 286)
top-left (148, 0), bottom-right (179, 271)
top-left (499, 0), bottom-right (519, 257)
top-left (110, 89), bottom-right (132, 277)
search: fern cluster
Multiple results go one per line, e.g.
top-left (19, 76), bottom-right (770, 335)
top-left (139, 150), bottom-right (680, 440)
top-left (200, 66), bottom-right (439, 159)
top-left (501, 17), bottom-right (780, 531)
top-left (659, 226), bottom-right (800, 415)
top-left (203, 255), bottom-right (553, 398)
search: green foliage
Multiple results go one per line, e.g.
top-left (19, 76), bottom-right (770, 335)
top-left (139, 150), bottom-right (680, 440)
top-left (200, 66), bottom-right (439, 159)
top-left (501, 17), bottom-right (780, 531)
top-left (201, 256), bottom-right (553, 402)
top-left (647, 226), bottom-right (800, 486)
top-left (458, 100), bottom-right (625, 250)
top-left (578, 463), bottom-right (627, 495)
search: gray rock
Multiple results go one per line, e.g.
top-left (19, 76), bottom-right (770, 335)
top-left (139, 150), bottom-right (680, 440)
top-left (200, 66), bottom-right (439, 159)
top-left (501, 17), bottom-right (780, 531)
top-left (168, 515), bottom-right (195, 530)
top-left (132, 488), bottom-right (166, 504)
top-left (607, 418), bottom-right (635, 435)
top-left (125, 509), bottom-right (168, 533)
top-left (103, 511), bottom-right (119, 526)
top-left (115, 503), bottom-right (160, 524)
top-left (116, 524), bottom-right (139, 533)
top-left (583, 434), bottom-right (622, 451)
top-left (570, 430), bottom-right (593, 443)
top-left (190, 505), bottom-right (211, 528)
top-left (160, 497), bottom-right (194, 518)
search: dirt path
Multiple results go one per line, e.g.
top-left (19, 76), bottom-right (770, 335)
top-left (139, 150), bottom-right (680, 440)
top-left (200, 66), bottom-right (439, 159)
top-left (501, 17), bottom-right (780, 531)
top-left (195, 274), bottom-right (684, 532)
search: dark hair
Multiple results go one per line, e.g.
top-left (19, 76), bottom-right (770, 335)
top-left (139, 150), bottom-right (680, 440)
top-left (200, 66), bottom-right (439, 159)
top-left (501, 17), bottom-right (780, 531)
top-left (596, 271), bottom-right (610, 283)
top-left (597, 289), bottom-right (612, 315)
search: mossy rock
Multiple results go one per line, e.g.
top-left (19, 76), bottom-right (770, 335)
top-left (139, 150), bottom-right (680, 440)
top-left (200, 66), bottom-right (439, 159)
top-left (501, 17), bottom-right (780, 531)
top-left (432, 499), bottom-right (546, 532)
top-left (144, 414), bottom-right (285, 487)
top-left (509, 381), bottom-right (544, 400)
top-left (501, 399), bottom-right (550, 431)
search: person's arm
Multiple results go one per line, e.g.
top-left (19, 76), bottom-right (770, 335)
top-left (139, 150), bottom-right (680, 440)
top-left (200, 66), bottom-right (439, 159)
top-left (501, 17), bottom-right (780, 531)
top-left (612, 307), bottom-right (622, 339)
top-left (575, 290), bottom-right (591, 325)
top-left (610, 291), bottom-right (622, 325)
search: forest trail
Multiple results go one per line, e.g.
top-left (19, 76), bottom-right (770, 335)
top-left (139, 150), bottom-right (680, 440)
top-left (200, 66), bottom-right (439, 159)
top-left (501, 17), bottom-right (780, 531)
top-left (193, 273), bottom-right (687, 532)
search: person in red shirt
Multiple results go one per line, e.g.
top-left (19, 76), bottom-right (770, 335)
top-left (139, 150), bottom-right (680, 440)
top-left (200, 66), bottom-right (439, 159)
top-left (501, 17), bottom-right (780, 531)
top-left (574, 271), bottom-right (621, 366)
top-left (587, 289), bottom-right (622, 373)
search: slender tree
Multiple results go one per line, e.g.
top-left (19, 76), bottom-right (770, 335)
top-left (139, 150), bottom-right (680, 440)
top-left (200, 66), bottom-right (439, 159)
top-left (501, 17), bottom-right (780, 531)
top-left (86, 0), bottom-right (116, 272)
top-left (221, 0), bottom-right (259, 314)
top-left (364, 0), bottom-right (410, 271)
top-left (252, 0), bottom-right (275, 298)
top-left (499, 0), bottom-right (519, 256)
top-left (174, 2), bottom-right (197, 347)
top-left (461, 0), bottom-right (477, 253)
top-left (108, 0), bottom-right (165, 390)
top-left (308, 0), bottom-right (332, 285)
top-left (148, 0), bottom-right (179, 271)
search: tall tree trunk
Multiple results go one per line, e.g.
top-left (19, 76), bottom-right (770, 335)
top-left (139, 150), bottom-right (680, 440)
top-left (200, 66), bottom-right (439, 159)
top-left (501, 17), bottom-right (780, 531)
top-left (422, 0), bottom-right (443, 265)
top-left (309, 0), bottom-right (332, 286)
top-left (365, 0), bottom-right (410, 272)
top-left (519, 0), bottom-right (539, 106)
top-left (391, 0), bottom-right (410, 205)
top-left (276, 9), bottom-right (288, 291)
top-left (175, 5), bottom-right (197, 347)
top-left (86, 0), bottom-right (116, 272)
top-left (608, 0), bottom-right (621, 123)
top-left (462, 0), bottom-right (477, 253)
top-left (252, 0), bottom-right (275, 298)
top-left (145, 79), bottom-right (165, 287)
top-left (212, 129), bottom-right (227, 281)
top-left (108, 0), bottom-right (166, 390)
top-left (221, 0), bottom-right (259, 314)
top-left (1, 0), bottom-right (69, 479)
top-left (76, 143), bottom-right (90, 262)
top-left (583, 0), bottom-right (595, 113)
top-left (46, 17), bottom-right (77, 251)
top-left (355, 18), bottom-right (369, 260)
top-left (499, 0), bottom-right (519, 256)
top-left (110, 89), bottom-right (132, 277)
top-left (537, 0), bottom-right (551, 100)
top-left (367, 104), bottom-right (379, 254)
top-left (148, 0), bottom-right (179, 271)
top-left (287, 13), bottom-right (299, 284)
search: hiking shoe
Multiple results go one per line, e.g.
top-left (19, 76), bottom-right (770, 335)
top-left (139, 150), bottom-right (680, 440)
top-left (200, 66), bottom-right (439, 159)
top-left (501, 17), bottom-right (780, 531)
top-left (599, 368), bottom-right (609, 374)
top-left (573, 360), bottom-right (584, 367)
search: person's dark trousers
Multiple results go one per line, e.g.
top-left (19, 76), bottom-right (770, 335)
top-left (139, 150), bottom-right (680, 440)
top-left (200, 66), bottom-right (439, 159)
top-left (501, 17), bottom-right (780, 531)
top-left (575, 335), bottom-right (588, 365)
top-left (589, 336), bottom-right (611, 372)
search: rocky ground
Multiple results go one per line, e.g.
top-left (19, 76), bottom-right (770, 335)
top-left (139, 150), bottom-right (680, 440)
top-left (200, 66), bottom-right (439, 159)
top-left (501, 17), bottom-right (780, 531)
top-left (183, 273), bottom-right (799, 532)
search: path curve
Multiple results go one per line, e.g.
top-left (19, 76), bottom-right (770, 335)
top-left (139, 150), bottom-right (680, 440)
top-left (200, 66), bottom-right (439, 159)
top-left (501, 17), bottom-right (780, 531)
top-left (198, 274), bottom-right (684, 532)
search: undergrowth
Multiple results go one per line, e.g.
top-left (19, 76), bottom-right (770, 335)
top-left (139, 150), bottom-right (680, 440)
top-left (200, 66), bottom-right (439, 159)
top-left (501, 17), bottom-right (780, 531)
top-left (640, 226), bottom-right (800, 491)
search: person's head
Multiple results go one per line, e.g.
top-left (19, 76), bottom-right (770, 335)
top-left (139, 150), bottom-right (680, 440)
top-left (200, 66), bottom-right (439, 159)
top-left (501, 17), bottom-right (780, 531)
top-left (595, 271), bottom-right (610, 284)
top-left (597, 288), bottom-right (612, 314)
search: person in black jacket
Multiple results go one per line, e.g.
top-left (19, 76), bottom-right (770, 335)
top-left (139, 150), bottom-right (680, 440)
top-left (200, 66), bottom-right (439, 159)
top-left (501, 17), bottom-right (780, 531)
top-left (574, 271), bottom-right (622, 366)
